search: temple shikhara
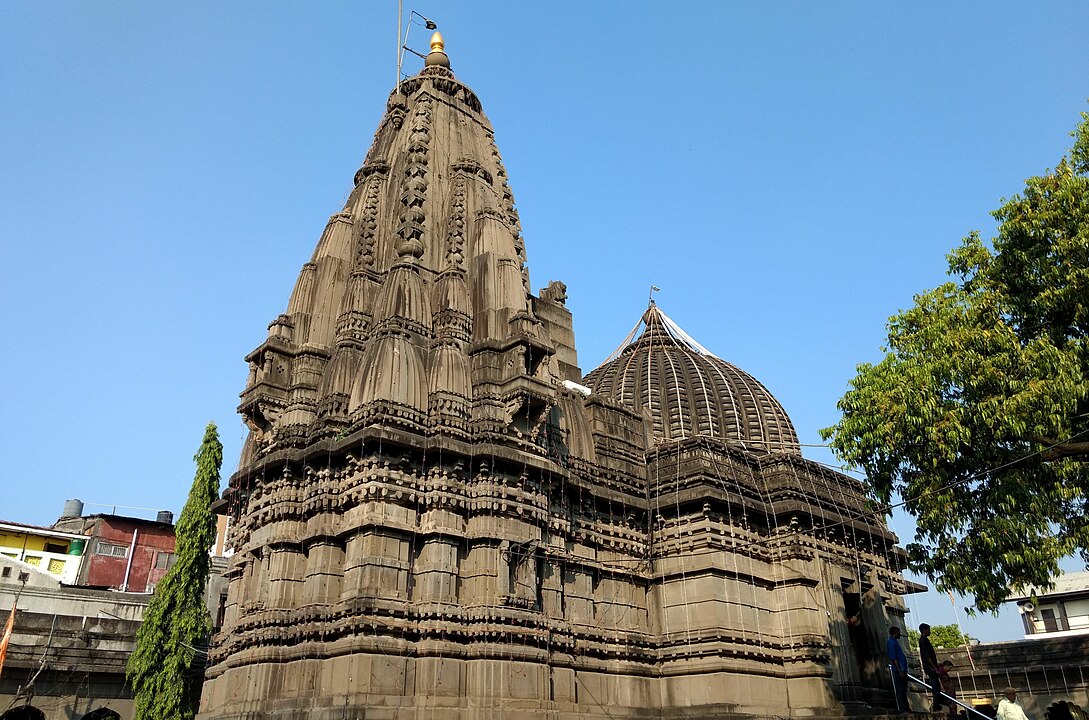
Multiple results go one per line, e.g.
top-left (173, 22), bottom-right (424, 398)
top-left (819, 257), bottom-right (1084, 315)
top-left (200, 33), bottom-right (919, 719)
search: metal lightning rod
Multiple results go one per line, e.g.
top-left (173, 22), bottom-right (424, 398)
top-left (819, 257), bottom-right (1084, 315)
top-left (397, 5), bottom-right (438, 93)
top-left (397, 0), bottom-right (402, 92)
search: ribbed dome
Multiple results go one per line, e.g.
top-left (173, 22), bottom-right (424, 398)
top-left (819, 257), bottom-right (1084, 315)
top-left (584, 304), bottom-right (800, 454)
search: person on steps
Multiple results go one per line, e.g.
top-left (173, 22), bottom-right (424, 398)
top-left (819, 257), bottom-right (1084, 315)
top-left (998, 687), bottom-right (1030, 720)
top-left (937, 660), bottom-right (957, 717)
top-left (919, 623), bottom-right (942, 711)
top-left (887, 626), bottom-right (909, 712)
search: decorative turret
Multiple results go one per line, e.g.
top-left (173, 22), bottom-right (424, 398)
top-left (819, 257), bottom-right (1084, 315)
top-left (237, 34), bottom-right (564, 455)
top-left (349, 197), bottom-right (434, 430)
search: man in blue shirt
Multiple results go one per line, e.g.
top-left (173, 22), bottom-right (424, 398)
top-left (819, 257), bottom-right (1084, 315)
top-left (887, 626), bottom-right (909, 711)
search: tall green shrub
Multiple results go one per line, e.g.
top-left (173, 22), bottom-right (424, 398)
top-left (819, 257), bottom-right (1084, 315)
top-left (127, 422), bottom-right (222, 720)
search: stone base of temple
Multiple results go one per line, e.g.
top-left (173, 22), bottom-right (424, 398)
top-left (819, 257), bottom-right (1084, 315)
top-left (197, 702), bottom-right (917, 720)
top-left (198, 655), bottom-right (897, 720)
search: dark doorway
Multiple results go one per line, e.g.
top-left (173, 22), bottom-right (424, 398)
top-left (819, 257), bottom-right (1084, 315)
top-left (0, 707), bottom-right (46, 720)
top-left (843, 591), bottom-right (869, 680)
top-left (79, 709), bottom-right (121, 720)
top-left (1047, 701), bottom-right (1088, 720)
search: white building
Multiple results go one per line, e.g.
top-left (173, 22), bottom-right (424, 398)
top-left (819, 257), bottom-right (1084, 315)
top-left (1010, 570), bottom-right (1089, 639)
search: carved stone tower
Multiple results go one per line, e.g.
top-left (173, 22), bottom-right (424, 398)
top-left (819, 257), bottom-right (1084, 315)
top-left (200, 35), bottom-right (918, 720)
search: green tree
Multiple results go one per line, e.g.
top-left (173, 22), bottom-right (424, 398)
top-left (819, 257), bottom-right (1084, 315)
top-left (907, 625), bottom-right (975, 650)
top-left (822, 113), bottom-right (1089, 613)
top-left (127, 422), bottom-right (223, 720)
top-left (930, 624), bottom-right (975, 650)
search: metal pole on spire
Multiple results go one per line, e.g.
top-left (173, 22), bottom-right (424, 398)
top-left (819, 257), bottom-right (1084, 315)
top-left (397, 9), bottom-right (438, 86)
top-left (397, 0), bottom-right (402, 92)
top-left (649, 285), bottom-right (661, 306)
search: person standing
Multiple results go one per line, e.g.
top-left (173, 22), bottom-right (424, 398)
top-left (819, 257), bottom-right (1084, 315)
top-left (919, 623), bottom-right (941, 710)
top-left (998, 687), bottom-right (1030, 720)
top-left (887, 626), bottom-right (909, 711)
top-left (937, 661), bottom-right (958, 717)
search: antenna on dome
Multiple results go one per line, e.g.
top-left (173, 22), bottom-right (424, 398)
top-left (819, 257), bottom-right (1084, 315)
top-left (397, 4), bottom-right (439, 92)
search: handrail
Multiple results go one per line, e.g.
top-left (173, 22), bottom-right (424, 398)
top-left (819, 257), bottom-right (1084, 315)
top-left (904, 670), bottom-right (994, 720)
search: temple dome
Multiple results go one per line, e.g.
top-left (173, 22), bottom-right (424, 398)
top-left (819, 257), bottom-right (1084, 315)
top-left (584, 304), bottom-right (800, 454)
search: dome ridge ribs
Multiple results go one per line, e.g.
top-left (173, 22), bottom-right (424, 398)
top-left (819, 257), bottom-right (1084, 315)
top-left (394, 93), bottom-right (432, 260)
top-left (444, 174), bottom-right (469, 271)
top-left (585, 303), bottom-right (800, 454)
top-left (681, 350), bottom-right (718, 439)
top-left (352, 169), bottom-right (387, 275)
top-left (658, 335), bottom-right (687, 441)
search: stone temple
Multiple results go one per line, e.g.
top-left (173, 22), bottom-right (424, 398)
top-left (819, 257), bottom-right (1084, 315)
top-left (200, 33), bottom-right (919, 720)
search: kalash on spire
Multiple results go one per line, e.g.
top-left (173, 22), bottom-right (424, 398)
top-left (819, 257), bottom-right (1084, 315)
top-left (200, 32), bottom-right (920, 720)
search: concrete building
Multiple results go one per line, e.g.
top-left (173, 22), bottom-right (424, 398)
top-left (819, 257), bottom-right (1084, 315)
top-left (0, 522), bottom-right (87, 586)
top-left (0, 502), bottom-right (232, 720)
top-left (937, 636), bottom-right (1089, 720)
top-left (51, 512), bottom-right (176, 594)
top-left (0, 555), bottom-right (143, 720)
top-left (199, 34), bottom-right (923, 720)
top-left (1010, 571), bottom-right (1089, 639)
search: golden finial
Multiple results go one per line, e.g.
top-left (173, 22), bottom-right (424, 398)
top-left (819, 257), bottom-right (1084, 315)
top-left (425, 30), bottom-right (450, 68)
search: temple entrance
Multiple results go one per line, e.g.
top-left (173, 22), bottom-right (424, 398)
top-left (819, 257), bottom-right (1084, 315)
top-left (844, 590), bottom-right (870, 682)
top-left (0, 707), bottom-right (46, 720)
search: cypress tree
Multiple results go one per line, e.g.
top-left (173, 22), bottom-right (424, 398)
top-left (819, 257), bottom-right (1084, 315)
top-left (127, 422), bottom-right (223, 720)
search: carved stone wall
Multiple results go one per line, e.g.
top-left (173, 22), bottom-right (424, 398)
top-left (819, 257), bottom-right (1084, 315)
top-left (202, 407), bottom-right (910, 718)
top-left (200, 44), bottom-right (915, 720)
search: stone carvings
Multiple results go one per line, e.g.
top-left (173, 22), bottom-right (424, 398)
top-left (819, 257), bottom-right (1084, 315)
top-left (540, 280), bottom-right (568, 306)
top-left (200, 44), bottom-right (915, 720)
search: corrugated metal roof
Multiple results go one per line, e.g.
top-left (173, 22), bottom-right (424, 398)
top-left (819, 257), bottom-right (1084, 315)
top-left (1008, 570), bottom-right (1089, 601)
top-left (0, 520), bottom-right (89, 541)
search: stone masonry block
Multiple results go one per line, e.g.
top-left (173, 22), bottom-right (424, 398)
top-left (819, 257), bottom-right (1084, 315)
top-left (414, 656), bottom-right (464, 697)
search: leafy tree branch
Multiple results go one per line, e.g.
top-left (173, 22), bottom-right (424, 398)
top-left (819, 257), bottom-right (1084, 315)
top-left (823, 112), bottom-right (1089, 613)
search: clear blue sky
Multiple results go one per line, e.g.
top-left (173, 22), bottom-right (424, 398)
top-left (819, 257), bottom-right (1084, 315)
top-left (2, 2), bottom-right (1087, 642)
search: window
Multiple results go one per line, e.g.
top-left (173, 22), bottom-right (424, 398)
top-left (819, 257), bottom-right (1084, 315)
top-left (95, 542), bottom-right (128, 558)
top-left (44, 542), bottom-right (67, 554)
top-left (1, 567), bottom-right (9, 578)
top-left (1041, 608), bottom-right (1060, 633)
top-left (155, 551), bottom-right (176, 569)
